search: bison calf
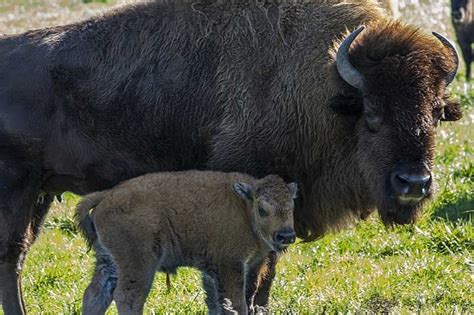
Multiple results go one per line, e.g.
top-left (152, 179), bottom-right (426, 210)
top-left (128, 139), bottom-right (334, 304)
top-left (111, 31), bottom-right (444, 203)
top-left (76, 171), bottom-right (297, 314)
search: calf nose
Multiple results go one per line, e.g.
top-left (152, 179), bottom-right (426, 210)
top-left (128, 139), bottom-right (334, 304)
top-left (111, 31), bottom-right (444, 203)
top-left (274, 229), bottom-right (296, 245)
top-left (390, 171), bottom-right (431, 205)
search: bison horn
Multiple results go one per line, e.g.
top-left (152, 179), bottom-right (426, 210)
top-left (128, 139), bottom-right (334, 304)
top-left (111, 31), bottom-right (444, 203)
top-left (432, 32), bottom-right (459, 85)
top-left (336, 26), bottom-right (366, 91)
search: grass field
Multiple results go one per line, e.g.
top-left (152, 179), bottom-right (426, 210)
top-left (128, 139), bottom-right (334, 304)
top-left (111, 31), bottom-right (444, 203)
top-left (0, 0), bottom-right (473, 314)
top-left (18, 101), bottom-right (473, 314)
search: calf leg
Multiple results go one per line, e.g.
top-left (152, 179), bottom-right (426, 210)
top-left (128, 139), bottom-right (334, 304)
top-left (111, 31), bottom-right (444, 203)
top-left (99, 229), bottom-right (155, 315)
top-left (245, 252), bottom-right (277, 309)
top-left (202, 271), bottom-right (221, 314)
top-left (93, 216), bottom-right (157, 315)
top-left (113, 259), bottom-right (155, 315)
top-left (0, 158), bottom-right (45, 315)
top-left (82, 242), bottom-right (118, 315)
top-left (216, 264), bottom-right (247, 315)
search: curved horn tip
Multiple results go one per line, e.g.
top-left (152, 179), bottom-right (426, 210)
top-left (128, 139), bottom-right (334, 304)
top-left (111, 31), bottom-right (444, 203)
top-left (432, 31), bottom-right (459, 85)
top-left (354, 25), bottom-right (366, 34)
top-left (336, 25), bottom-right (367, 91)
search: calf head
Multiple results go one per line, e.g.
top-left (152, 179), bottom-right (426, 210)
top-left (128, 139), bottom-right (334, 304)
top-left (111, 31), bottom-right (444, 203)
top-left (332, 23), bottom-right (462, 225)
top-left (232, 175), bottom-right (298, 252)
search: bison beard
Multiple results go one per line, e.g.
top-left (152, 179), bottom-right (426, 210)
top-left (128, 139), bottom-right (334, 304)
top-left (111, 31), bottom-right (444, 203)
top-left (0, 0), bottom-right (461, 313)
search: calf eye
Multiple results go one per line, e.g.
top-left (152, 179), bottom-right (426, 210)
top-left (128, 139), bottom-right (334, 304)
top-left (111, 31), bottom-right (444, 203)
top-left (258, 207), bottom-right (269, 217)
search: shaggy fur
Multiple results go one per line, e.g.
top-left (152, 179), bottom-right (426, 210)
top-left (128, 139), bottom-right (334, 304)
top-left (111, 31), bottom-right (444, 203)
top-left (451, 0), bottom-right (474, 80)
top-left (0, 0), bottom-right (462, 312)
top-left (75, 171), bottom-right (296, 314)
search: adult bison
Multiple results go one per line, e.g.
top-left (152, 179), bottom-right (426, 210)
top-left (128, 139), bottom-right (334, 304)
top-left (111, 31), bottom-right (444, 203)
top-left (0, 0), bottom-right (462, 313)
top-left (451, 0), bottom-right (474, 80)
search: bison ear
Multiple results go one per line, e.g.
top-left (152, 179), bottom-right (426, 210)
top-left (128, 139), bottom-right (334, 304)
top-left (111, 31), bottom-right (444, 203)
top-left (329, 92), bottom-right (363, 115)
top-left (287, 182), bottom-right (298, 199)
top-left (232, 182), bottom-right (253, 201)
top-left (441, 99), bottom-right (463, 121)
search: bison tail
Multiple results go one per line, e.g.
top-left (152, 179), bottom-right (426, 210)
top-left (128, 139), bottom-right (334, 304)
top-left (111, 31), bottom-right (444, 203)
top-left (75, 191), bottom-right (105, 249)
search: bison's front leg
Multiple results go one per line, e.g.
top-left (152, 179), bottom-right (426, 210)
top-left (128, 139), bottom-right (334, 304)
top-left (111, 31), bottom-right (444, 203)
top-left (0, 264), bottom-right (25, 315)
top-left (202, 271), bottom-right (221, 314)
top-left (245, 252), bottom-right (278, 310)
top-left (0, 196), bottom-right (51, 315)
top-left (0, 160), bottom-right (49, 315)
top-left (216, 263), bottom-right (247, 315)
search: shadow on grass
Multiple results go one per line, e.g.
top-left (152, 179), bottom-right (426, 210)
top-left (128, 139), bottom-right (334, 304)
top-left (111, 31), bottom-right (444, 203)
top-left (432, 194), bottom-right (473, 221)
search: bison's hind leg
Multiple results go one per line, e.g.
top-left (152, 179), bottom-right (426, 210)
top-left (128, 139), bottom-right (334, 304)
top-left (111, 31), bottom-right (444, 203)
top-left (112, 252), bottom-right (157, 315)
top-left (82, 242), bottom-right (117, 315)
top-left (96, 220), bottom-right (158, 315)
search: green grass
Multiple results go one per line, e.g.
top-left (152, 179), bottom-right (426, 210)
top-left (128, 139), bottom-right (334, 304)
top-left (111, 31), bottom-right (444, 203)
top-left (11, 88), bottom-right (472, 314)
top-left (0, 1), bottom-right (473, 314)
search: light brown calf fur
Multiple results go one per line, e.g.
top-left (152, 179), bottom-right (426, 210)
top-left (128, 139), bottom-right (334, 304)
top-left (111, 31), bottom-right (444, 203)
top-left (76, 171), bottom-right (297, 315)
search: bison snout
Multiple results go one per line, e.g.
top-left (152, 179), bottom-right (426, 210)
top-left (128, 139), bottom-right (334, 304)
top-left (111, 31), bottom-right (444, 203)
top-left (274, 228), bottom-right (296, 246)
top-left (390, 169), bottom-right (431, 205)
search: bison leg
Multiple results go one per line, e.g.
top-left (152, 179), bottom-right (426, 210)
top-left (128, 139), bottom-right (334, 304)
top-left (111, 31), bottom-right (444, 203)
top-left (459, 40), bottom-right (472, 81)
top-left (0, 159), bottom-right (46, 315)
top-left (0, 265), bottom-right (25, 315)
top-left (216, 264), bottom-right (247, 315)
top-left (202, 271), bottom-right (221, 314)
top-left (113, 262), bottom-right (155, 315)
top-left (1, 195), bottom-right (53, 315)
top-left (82, 242), bottom-right (117, 315)
top-left (245, 252), bottom-right (278, 310)
top-left (29, 194), bottom-right (54, 239)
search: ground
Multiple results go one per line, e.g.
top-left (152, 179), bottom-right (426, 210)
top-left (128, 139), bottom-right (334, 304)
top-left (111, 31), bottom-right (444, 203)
top-left (0, 0), bottom-right (472, 314)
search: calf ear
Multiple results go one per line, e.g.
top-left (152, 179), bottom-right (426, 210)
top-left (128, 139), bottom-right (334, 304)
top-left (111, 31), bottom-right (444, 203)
top-left (441, 99), bottom-right (463, 121)
top-left (287, 182), bottom-right (298, 199)
top-left (232, 182), bottom-right (253, 200)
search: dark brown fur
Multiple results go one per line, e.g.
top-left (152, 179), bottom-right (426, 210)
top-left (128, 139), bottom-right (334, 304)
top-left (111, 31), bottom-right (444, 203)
top-left (0, 0), bottom-right (462, 312)
top-left (331, 21), bottom-right (462, 226)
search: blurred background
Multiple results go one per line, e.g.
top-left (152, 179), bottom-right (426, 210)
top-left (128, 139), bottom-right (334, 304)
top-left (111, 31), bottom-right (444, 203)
top-left (0, 1), bottom-right (472, 314)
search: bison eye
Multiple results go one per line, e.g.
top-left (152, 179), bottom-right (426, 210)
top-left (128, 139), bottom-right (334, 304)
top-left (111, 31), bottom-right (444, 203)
top-left (365, 113), bottom-right (382, 132)
top-left (363, 101), bottom-right (382, 132)
top-left (258, 207), bottom-right (269, 217)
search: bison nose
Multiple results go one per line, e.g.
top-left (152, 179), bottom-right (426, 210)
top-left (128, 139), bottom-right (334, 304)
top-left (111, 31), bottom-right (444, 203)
top-left (390, 171), bottom-right (431, 205)
top-left (274, 229), bottom-right (296, 245)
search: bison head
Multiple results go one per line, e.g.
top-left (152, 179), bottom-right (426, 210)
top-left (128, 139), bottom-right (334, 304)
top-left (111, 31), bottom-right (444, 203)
top-left (332, 24), bottom-right (462, 225)
top-left (232, 175), bottom-right (298, 252)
